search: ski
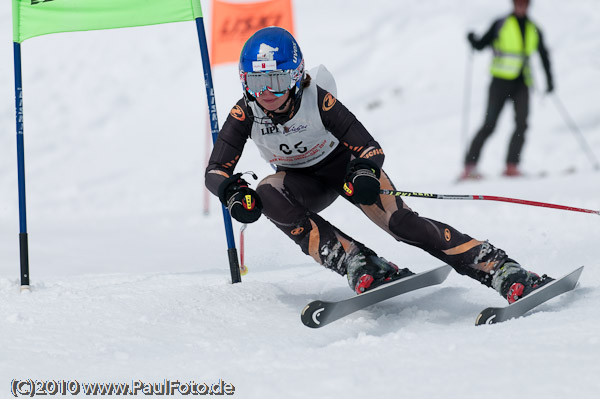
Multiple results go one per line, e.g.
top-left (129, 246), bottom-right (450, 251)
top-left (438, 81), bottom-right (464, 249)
top-left (301, 265), bottom-right (452, 328)
top-left (475, 266), bottom-right (584, 326)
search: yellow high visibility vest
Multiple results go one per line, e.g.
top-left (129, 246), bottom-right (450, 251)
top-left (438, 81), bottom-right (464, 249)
top-left (491, 16), bottom-right (539, 85)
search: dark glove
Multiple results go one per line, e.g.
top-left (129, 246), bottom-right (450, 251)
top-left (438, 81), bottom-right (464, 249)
top-left (343, 158), bottom-right (381, 205)
top-left (467, 32), bottom-right (477, 47)
top-left (218, 173), bottom-right (262, 223)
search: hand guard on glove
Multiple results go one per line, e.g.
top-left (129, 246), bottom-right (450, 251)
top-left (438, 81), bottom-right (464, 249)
top-left (218, 173), bottom-right (263, 224)
top-left (343, 158), bottom-right (381, 205)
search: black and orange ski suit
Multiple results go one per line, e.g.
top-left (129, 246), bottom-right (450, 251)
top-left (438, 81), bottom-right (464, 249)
top-left (206, 83), bottom-right (510, 288)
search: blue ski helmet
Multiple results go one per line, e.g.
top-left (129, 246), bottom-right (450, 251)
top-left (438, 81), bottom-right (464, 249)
top-left (239, 27), bottom-right (305, 102)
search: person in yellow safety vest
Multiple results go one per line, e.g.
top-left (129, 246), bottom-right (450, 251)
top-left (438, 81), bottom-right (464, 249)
top-left (460, 0), bottom-right (554, 180)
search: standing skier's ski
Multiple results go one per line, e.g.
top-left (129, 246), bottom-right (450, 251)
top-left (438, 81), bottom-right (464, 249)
top-left (301, 265), bottom-right (452, 328)
top-left (475, 266), bottom-right (584, 326)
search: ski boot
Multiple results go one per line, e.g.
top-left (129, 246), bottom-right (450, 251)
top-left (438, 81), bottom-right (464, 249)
top-left (346, 249), bottom-right (414, 294)
top-left (502, 163), bottom-right (524, 177)
top-left (492, 261), bottom-right (554, 303)
top-left (458, 163), bottom-right (483, 181)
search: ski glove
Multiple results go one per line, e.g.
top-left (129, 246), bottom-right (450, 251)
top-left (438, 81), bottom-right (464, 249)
top-left (343, 158), bottom-right (381, 205)
top-left (218, 173), bottom-right (263, 224)
top-left (467, 32), bottom-right (477, 48)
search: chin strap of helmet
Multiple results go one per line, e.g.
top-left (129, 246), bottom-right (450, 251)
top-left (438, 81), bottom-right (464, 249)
top-left (280, 95), bottom-right (294, 111)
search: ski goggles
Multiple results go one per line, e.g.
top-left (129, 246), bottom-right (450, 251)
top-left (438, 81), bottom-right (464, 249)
top-left (244, 70), bottom-right (294, 98)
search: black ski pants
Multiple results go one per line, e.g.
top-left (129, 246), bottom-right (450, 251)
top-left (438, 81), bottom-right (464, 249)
top-left (465, 77), bottom-right (530, 165)
top-left (255, 150), bottom-right (507, 287)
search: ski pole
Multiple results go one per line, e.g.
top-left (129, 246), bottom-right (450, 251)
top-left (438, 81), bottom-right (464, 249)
top-left (236, 168), bottom-right (271, 277)
top-left (239, 224), bottom-right (248, 276)
top-left (380, 189), bottom-right (600, 216)
top-left (461, 48), bottom-right (474, 153)
top-left (550, 94), bottom-right (600, 170)
top-left (237, 169), bottom-right (262, 277)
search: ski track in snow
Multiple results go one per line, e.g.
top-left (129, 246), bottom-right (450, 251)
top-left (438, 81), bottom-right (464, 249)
top-left (1, 1), bottom-right (600, 398)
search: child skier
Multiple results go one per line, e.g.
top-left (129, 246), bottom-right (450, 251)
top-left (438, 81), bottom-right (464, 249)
top-left (205, 27), bottom-right (551, 303)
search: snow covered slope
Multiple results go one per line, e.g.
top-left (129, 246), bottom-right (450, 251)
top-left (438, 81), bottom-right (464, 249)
top-left (1, 1), bottom-right (599, 398)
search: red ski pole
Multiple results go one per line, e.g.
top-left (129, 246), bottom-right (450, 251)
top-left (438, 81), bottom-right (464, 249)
top-left (239, 224), bottom-right (248, 276)
top-left (380, 189), bottom-right (600, 216)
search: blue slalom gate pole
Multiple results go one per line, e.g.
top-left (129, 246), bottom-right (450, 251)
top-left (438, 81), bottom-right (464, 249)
top-left (13, 42), bottom-right (31, 291)
top-left (194, 18), bottom-right (242, 283)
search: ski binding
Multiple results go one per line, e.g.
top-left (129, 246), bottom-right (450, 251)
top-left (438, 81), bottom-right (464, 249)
top-left (475, 266), bottom-right (584, 325)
